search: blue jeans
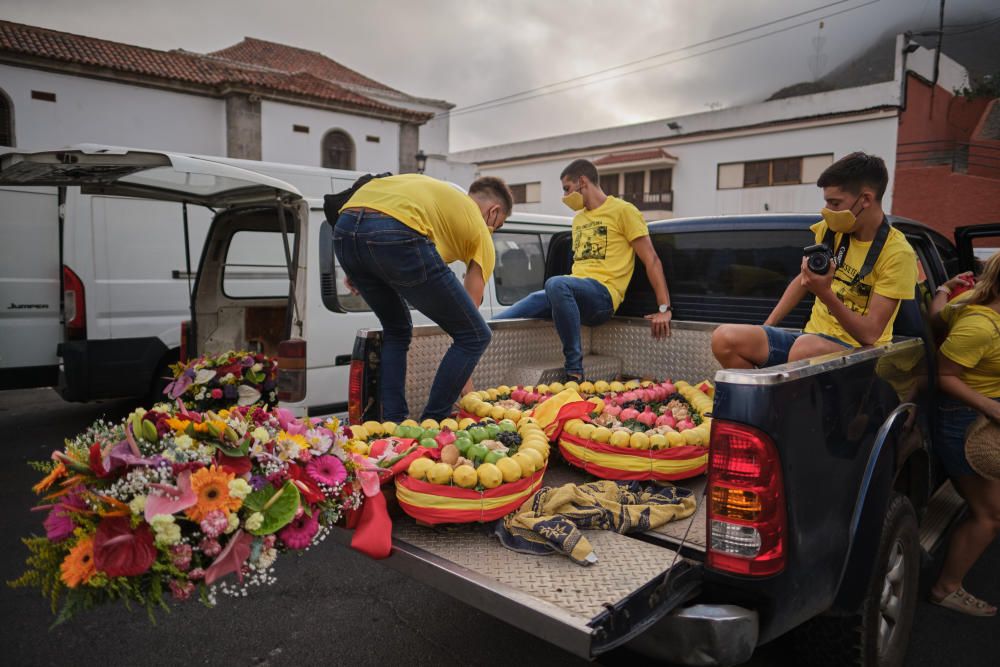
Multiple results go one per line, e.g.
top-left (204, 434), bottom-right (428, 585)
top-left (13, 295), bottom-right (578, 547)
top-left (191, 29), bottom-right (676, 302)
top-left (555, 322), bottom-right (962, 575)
top-left (497, 276), bottom-right (614, 377)
top-left (761, 325), bottom-right (852, 367)
top-left (935, 396), bottom-right (999, 478)
top-left (334, 210), bottom-right (492, 421)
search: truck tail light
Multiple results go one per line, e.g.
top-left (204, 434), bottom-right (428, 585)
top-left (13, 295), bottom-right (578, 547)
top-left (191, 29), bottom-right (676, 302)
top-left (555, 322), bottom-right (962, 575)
top-left (179, 320), bottom-right (191, 363)
top-left (277, 338), bottom-right (306, 403)
top-left (62, 265), bottom-right (86, 340)
top-left (707, 420), bottom-right (786, 576)
top-left (348, 358), bottom-right (364, 425)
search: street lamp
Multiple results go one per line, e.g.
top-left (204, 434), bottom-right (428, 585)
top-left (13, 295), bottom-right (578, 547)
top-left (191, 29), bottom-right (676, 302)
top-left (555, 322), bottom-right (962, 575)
top-left (415, 149), bottom-right (428, 174)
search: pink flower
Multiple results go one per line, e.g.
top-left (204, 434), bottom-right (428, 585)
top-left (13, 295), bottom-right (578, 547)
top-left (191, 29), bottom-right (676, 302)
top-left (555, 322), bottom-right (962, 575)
top-left (199, 537), bottom-right (222, 557)
top-left (306, 455), bottom-right (347, 487)
top-left (263, 535), bottom-right (277, 549)
top-left (211, 388), bottom-right (223, 399)
top-left (349, 453), bottom-right (381, 497)
top-left (169, 579), bottom-right (195, 601)
top-left (144, 470), bottom-right (197, 522)
top-left (170, 543), bottom-right (193, 571)
top-left (199, 509), bottom-right (229, 538)
top-left (188, 567), bottom-right (206, 581)
top-left (278, 512), bottom-right (319, 550)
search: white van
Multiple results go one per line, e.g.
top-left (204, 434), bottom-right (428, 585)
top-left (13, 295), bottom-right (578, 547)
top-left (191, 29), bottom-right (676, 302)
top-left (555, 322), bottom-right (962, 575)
top-left (0, 146), bottom-right (570, 415)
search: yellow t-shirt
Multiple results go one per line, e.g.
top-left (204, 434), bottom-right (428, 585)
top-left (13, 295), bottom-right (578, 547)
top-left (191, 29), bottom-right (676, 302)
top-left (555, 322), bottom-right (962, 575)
top-left (341, 174), bottom-right (495, 279)
top-left (803, 220), bottom-right (917, 346)
top-left (569, 196), bottom-right (649, 310)
top-left (939, 302), bottom-right (1000, 398)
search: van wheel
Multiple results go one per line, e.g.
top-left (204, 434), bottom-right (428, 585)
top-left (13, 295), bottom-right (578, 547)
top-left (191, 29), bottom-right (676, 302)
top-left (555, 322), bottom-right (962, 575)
top-left (790, 493), bottom-right (919, 667)
top-left (146, 349), bottom-right (180, 406)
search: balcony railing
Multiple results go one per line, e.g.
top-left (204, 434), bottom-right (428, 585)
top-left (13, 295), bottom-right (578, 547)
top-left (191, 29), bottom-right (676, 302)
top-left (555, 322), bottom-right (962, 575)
top-left (897, 140), bottom-right (1000, 175)
top-left (620, 190), bottom-right (673, 211)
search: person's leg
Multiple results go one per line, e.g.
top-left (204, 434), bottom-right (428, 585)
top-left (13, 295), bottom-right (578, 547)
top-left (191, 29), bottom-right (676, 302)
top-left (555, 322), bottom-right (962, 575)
top-left (930, 473), bottom-right (1000, 613)
top-left (711, 324), bottom-right (774, 368)
top-left (496, 289), bottom-right (552, 320)
top-left (387, 241), bottom-right (492, 421)
top-left (543, 276), bottom-right (612, 378)
top-left (786, 333), bottom-right (852, 362)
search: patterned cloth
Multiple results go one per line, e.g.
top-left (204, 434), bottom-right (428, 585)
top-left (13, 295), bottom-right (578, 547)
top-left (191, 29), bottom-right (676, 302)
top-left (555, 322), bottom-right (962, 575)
top-left (496, 480), bottom-right (697, 565)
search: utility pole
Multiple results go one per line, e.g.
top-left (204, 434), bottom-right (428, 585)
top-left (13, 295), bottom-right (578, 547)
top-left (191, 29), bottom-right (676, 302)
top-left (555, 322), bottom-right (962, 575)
top-left (929, 0), bottom-right (945, 119)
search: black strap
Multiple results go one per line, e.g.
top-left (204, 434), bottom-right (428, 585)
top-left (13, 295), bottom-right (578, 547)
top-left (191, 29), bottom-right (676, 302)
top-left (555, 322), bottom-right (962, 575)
top-left (822, 217), bottom-right (891, 287)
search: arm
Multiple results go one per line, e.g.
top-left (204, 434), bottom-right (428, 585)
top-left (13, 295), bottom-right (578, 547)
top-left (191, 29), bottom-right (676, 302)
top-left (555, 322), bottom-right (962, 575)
top-left (631, 236), bottom-right (672, 338)
top-left (929, 271), bottom-right (975, 338)
top-left (763, 277), bottom-right (809, 326)
top-left (799, 258), bottom-right (898, 345)
top-left (939, 353), bottom-right (1000, 422)
top-left (464, 260), bottom-right (486, 307)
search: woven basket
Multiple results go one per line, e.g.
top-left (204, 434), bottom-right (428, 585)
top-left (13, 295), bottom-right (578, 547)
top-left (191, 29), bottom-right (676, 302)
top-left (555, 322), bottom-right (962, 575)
top-left (394, 467), bottom-right (546, 524)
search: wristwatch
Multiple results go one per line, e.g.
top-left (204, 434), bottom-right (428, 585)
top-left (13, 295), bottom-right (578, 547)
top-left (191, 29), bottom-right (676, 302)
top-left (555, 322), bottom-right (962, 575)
top-left (658, 304), bottom-right (672, 313)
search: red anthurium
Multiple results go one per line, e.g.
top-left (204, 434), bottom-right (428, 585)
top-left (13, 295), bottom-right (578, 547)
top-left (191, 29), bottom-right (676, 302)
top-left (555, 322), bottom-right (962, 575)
top-left (88, 443), bottom-right (110, 478)
top-left (286, 464), bottom-right (325, 504)
top-left (204, 530), bottom-right (254, 585)
top-left (215, 451), bottom-right (252, 476)
top-left (93, 516), bottom-right (157, 578)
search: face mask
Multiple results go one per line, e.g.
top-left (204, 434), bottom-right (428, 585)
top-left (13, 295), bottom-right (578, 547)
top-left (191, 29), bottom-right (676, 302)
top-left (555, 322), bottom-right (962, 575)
top-left (562, 191), bottom-right (584, 212)
top-left (820, 196), bottom-right (864, 234)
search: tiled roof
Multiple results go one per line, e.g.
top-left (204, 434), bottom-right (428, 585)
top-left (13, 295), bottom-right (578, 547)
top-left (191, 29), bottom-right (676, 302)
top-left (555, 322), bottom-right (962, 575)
top-left (594, 148), bottom-right (677, 166)
top-left (0, 20), bottom-right (430, 121)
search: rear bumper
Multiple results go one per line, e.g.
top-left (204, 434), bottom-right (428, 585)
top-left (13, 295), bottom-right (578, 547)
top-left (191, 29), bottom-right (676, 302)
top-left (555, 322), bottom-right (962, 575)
top-left (625, 603), bottom-right (758, 667)
top-left (57, 337), bottom-right (167, 401)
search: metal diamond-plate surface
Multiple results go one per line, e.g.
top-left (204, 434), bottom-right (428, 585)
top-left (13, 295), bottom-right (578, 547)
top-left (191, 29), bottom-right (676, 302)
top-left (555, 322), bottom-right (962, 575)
top-left (648, 477), bottom-right (707, 550)
top-left (504, 355), bottom-right (622, 387)
top-left (591, 321), bottom-right (721, 384)
top-left (393, 519), bottom-right (681, 621)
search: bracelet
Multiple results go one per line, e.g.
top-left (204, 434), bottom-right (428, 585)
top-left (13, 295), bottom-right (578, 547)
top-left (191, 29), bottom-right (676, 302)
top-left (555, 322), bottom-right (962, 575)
top-left (936, 285), bottom-right (952, 296)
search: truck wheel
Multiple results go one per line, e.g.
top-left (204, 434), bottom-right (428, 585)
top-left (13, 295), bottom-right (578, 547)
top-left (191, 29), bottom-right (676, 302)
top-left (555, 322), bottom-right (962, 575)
top-left (790, 493), bottom-right (919, 667)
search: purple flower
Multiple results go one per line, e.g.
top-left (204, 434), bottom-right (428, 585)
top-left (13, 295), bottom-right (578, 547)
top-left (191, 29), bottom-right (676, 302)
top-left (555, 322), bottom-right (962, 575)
top-left (43, 506), bottom-right (76, 542)
top-left (249, 475), bottom-right (269, 491)
top-left (241, 357), bottom-right (255, 367)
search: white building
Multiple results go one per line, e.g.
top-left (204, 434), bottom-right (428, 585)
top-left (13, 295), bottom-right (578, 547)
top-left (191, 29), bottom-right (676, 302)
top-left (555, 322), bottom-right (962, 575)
top-left (452, 35), bottom-right (968, 220)
top-left (0, 20), bottom-right (473, 181)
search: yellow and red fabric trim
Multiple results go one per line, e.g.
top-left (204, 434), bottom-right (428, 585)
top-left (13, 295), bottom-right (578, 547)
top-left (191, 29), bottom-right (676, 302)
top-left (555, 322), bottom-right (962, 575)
top-left (558, 434), bottom-right (707, 481)
top-left (395, 468), bottom-right (546, 524)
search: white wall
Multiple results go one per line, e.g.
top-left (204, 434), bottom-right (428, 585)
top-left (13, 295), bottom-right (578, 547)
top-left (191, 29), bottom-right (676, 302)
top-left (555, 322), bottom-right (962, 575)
top-left (260, 100), bottom-right (400, 172)
top-left (0, 64), bottom-right (225, 154)
top-left (479, 115), bottom-right (900, 218)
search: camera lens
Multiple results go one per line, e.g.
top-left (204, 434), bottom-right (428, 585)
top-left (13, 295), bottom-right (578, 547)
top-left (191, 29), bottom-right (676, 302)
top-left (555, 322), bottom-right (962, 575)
top-left (807, 253), bottom-right (830, 275)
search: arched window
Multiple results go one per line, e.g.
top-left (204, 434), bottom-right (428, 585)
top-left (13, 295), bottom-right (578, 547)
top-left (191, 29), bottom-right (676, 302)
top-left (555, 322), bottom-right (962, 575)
top-left (0, 88), bottom-right (14, 147)
top-left (321, 130), bottom-right (355, 170)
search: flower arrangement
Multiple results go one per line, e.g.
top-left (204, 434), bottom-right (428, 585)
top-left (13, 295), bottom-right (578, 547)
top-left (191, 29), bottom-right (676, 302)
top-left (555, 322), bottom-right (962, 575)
top-left (10, 402), bottom-right (366, 624)
top-left (165, 351), bottom-right (278, 412)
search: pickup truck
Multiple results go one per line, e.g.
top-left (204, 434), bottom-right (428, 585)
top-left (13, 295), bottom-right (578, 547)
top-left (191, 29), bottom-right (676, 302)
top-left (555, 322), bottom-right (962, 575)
top-left (340, 214), bottom-right (993, 667)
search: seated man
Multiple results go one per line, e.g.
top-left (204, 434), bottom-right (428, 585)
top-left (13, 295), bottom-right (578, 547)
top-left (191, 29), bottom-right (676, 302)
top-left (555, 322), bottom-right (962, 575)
top-left (497, 159), bottom-right (673, 381)
top-left (712, 152), bottom-right (917, 369)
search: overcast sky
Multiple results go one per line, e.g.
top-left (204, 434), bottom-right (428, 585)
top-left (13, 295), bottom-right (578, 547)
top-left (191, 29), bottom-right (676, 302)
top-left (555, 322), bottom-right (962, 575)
top-left (3, 0), bottom-right (994, 150)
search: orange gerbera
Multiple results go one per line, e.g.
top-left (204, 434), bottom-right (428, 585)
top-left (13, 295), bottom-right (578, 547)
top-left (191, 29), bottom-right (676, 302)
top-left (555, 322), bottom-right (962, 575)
top-left (185, 466), bottom-right (241, 521)
top-left (60, 534), bottom-right (97, 588)
top-left (33, 462), bottom-right (67, 494)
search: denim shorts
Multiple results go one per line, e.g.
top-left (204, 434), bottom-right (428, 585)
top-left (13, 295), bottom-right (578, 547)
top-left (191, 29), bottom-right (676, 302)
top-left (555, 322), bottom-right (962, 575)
top-left (761, 326), bottom-right (852, 367)
top-left (935, 397), bottom-right (1000, 478)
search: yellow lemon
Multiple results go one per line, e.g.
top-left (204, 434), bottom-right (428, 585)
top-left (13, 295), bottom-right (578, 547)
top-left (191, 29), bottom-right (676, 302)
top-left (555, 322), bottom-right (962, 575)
top-left (477, 463), bottom-right (503, 489)
top-left (588, 397), bottom-right (605, 415)
top-left (496, 457), bottom-right (522, 483)
top-left (497, 385), bottom-right (511, 396)
top-left (522, 385), bottom-right (534, 394)
top-left (580, 381), bottom-right (595, 394)
top-left (350, 441), bottom-right (370, 456)
top-left (460, 394), bottom-right (478, 412)
top-left (610, 430), bottom-right (631, 448)
top-left (610, 381), bottom-right (625, 393)
top-left (420, 418), bottom-right (439, 430)
top-left (536, 383), bottom-right (549, 394)
top-left (683, 429), bottom-right (706, 446)
top-left (577, 423), bottom-right (596, 440)
top-left (564, 381), bottom-right (580, 392)
top-left (381, 421), bottom-right (398, 436)
top-left (363, 421), bottom-right (384, 437)
top-left (474, 402), bottom-right (493, 417)
top-left (666, 431), bottom-right (686, 448)
top-left (477, 390), bottom-right (490, 400)
top-left (519, 447), bottom-right (545, 470)
top-left (490, 405), bottom-right (506, 421)
top-left (548, 381), bottom-right (565, 394)
top-left (349, 424), bottom-right (368, 441)
top-left (453, 464), bottom-right (478, 489)
top-left (459, 417), bottom-right (477, 430)
top-left (401, 419), bottom-right (419, 428)
top-left (519, 416), bottom-right (538, 426)
top-left (625, 379), bottom-right (641, 390)
top-left (440, 418), bottom-right (459, 432)
top-left (641, 380), bottom-right (654, 387)
top-left (426, 462), bottom-right (454, 485)
top-left (629, 432), bottom-right (651, 450)
top-left (522, 433), bottom-right (550, 448)
top-left (511, 452), bottom-right (536, 477)
top-left (487, 388), bottom-right (499, 401)
top-left (503, 408), bottom-right (523, 423)
top-left (592, 427), bottom-right (613, 444)
top-left (520, 441), bottom-right (550, 461)
top-left (594, 380), bottom-right (610, 394)
top-left (407, 457), bottom-right (435, 481)
top-left (564, 419), bottom-right (584, 436)
top-left (649, 434), bottom-right (668, 450)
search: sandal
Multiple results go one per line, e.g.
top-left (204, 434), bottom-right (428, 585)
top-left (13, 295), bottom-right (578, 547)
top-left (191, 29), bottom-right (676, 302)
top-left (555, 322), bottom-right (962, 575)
top-left (930, 587), bottom-right (998, 617)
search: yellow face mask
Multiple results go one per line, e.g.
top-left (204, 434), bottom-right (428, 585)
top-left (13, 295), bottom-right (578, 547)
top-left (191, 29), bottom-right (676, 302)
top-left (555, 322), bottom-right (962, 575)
top-left (820, 195), bottom-right (864, 234)
top-left (562, 191), bottom-right (584, 212)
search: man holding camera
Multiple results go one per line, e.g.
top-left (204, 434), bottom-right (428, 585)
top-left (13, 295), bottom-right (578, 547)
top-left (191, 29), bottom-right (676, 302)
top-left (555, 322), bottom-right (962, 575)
top-left (712, 152), bottom-right (917, 368)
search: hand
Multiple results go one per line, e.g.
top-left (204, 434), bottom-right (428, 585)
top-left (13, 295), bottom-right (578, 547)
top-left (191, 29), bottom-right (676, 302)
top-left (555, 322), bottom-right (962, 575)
top-left (645, 311), bottom-right (672, 338)
top-left (800, 257), bottom-right (835, 297)
top-left (944, 271), bottom-right (975, 293)
top-left (343, 276), bottom-right (360, 296)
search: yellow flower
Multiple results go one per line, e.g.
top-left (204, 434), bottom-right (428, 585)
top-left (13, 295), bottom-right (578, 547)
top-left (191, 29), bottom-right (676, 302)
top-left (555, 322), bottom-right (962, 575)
top-left (228, 478), bottom-right (251, 500)
top-left (60, 535), bottom-right (97, 588)
top-left (165, 417), bottom-right (191, 433)
top-left (185, 466), bottom-right (242, 521)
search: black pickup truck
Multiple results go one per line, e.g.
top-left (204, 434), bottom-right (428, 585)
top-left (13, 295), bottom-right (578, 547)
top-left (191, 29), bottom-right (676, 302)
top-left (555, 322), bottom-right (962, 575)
top-left (342, 214), bottom-right (994, 667)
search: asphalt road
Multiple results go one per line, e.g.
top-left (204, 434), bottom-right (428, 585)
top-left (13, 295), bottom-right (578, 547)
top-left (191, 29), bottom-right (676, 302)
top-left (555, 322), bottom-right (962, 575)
top-left (2, 388), bottom-right (998, 667)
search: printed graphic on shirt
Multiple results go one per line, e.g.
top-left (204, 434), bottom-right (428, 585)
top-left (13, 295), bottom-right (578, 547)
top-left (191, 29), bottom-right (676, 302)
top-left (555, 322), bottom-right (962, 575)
top-left (573, 221), bottom-right (608, 261)
top-left (833, 262), bottom-right (873, 314)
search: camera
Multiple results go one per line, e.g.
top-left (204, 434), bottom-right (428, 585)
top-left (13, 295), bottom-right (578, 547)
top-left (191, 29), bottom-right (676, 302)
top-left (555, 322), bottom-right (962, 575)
top-left (803, 243), bottom-right (835, 275)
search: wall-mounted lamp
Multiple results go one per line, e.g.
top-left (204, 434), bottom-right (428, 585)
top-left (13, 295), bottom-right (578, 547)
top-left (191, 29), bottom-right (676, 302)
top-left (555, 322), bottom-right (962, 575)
top-left (667, 121), bottom-right (681, 131)
top-left (415, 149), bottom-right (428, 173)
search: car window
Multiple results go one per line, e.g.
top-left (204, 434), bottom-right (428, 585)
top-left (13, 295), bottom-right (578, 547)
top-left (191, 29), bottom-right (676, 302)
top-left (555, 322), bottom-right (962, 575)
top-left (494, 232), bottom-right (547, 305)
top-left (222, 230), bottom-right (290, 299)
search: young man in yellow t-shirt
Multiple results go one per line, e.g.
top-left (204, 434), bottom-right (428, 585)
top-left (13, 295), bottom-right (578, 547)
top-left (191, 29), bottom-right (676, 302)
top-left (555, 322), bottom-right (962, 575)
top-left (497, 159), bottom-right (673, 381)
top-left (712, 152), bottom-right (918, 368)
top-left (336, 174), bottom-right (511, 421)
